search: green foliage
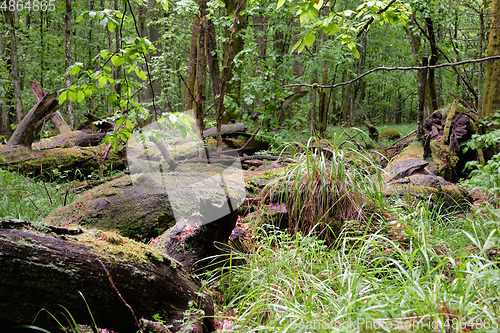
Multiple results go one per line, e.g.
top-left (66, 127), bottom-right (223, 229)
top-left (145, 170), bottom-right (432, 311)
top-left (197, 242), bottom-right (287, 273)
top-left (462, 112), bottom-right (500, 195)
top-left (282, 0), bottom-right (411, 57)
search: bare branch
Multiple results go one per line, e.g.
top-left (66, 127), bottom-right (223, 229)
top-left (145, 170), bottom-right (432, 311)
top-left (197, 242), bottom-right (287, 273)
top-left (282, 56), bottom-right (500, 89)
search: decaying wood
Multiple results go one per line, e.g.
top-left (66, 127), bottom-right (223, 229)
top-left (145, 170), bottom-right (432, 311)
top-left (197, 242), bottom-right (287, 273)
top-left (80, 112), bottom-right (115, 132)
top-left (0, 144), bottom-right (126, 179)
top-left (32, 130), bottom-right (107, 150)
top-left (153, 196), bottom-right (239, 273)
top-left (31, 80), bottom-right (71, 134)
top-left (6, 92), bottom-right (60, 148)
top-left (202, 123), bottom-right (246, 138)
top-left (150, 135), bottom-right (178, 171)
top-left (0, 223), bottom-right (214, 333)
top-left (442, 99), bottom-right (458, 145)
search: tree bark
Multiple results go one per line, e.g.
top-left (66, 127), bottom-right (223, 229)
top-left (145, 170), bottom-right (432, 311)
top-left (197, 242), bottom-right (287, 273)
top-left (195, 7), bottom-right (207, 143)
top-left (185, 17), bottom-right (200, 112)
top-left (425, 17), bottom-right (440, 113)
top-left (0, 224), bottom-right (214, 333)
top-left (65, 0), bottom-right (74, 129)
top-left (3, 9), bottom-right (24, 123)
top-left (482, 0), bottom-right (500, 117)
top-left (417, 56), bottom-right (428, 142)
top-left (6, 92), bottom-right (60, 148)
top-left (31, 80), bottom-right (72, 134)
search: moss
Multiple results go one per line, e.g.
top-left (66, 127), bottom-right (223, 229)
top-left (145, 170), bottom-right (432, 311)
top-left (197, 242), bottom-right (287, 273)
top-left (379, 128), bottom-right (401, 140)
top-left (74, 229), bottom-right (181, 268)
top-left (44, 168), bottom-right (246, 240)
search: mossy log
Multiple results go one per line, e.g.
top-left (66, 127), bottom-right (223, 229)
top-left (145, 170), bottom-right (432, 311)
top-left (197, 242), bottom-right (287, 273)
top-left (0, 144), bottom-right (126, 179)
top-left (32, 130), bottom-right (107, 150)
top-left (152, 196), bottom-right (239, 273)
top-left (382, 141), bottom-right (471, 209)
top-left (0, 221), bottom-right (214, 333)
top-left (44, 168), bottom-right (245, 240)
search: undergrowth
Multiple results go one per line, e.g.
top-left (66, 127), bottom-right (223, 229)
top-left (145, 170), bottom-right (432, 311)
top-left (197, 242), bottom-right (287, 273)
top-left (206, 202), bottom-right (500, 332)
top-left (0, 168), bottom-right (76, 220)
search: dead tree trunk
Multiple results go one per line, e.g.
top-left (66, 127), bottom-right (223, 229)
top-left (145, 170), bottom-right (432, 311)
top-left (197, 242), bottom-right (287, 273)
top-left (0, 222), bottom-right (214, 333)
top-left (31, 80), bottom-right (72, 134)
top-left (6, 92), bottom-right (60, 148)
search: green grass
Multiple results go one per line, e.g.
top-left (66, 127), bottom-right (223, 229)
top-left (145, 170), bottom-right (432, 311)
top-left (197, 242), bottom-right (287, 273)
top-left (206, 201), bottom-right (500, 332)
top-left (0, 169), bottom-right (76, 221)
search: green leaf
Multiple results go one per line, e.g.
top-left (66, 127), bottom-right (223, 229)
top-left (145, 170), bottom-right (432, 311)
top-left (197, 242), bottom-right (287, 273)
top-left (303, 33), bottom-right (316, 47)
top-left (111, 137), bottom-right (119, 151)
top-left (125, 119), bottom-right (134, 131)
top-left (77, 90), bottom-right (85, 103)
top-left (107, 21), bottom-right (116, 32)
top-left (59, 91), bottom-right (68, 105)
top-left (69, 65), bottom-right (81, 76)
top-left (111, 55), bottom-right (125, 68)
top-left (291, 39), bottom-right (302, 53)
top-left (351, 47), bottom-right (360, 59)
top-left (116, 118), bottom-right (125, 127)
top-left (135, 68), bottom-right (148, 81)
top-left (68, 90), bottom-right (78, 102)
top-left (277, 0), bottom-right (286, 9)
top-left (300, 13), bottom-right (309, 25)
top-left (306, 6), bottom-right (318, 20)
top-left (321, 23), bottom-right (340, 35)
top-left (98, 76), bottom-right (107, 88)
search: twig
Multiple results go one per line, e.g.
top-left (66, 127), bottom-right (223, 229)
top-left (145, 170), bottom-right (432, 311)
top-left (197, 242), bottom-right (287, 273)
top-left (96, 258), bottom-right (144, 333)
top-left (390, 129), bottom-right (417, 146)
top-left (282, 56), bottom-right (500, 89)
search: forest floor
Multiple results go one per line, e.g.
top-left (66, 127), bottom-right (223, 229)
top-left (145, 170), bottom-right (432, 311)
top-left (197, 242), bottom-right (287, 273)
top-left (1, 124), bottom-right (499, 332)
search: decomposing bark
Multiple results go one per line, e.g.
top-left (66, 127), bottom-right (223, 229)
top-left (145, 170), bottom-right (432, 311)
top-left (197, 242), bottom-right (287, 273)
top-left (153, 196), bottom-right (239, 273)
top-left (30, 80), bottom-right (72, 134)
top-left (0, 144), bottom-right (126, 178)
top-left (79, 112), bottom-right (115, 132)
top-left (6, 92), bottom-right (60, 148)
top-left (0, 222), bottom-right (214, 333)
top-left (32, 130), bottom-right (107, 150)
top-left (44, 171), bottom-right (245, 240)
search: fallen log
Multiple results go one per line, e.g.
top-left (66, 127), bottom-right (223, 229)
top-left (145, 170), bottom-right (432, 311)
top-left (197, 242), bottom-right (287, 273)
top-left (44, 169), bottom-right (246, 240)
top-left (0, 221), bottom-right (214, 333)
top-left (32, 130), bottom-right (107, 150)
top-left (0, 144), bottom-right (126, 179)
top-left (7, 92), bottom-right (60, 148)
top-left (31, 80), bottom-right (72, 134)
top-left (152, 196), bottom-right (239, 273)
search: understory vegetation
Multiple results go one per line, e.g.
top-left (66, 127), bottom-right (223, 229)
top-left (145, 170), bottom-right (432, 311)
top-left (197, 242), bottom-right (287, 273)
top-left (3, 123), bottom-right (500, 332)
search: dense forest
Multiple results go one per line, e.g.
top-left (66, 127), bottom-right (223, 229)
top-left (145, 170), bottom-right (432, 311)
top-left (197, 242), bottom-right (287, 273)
top-left (1, 0), bottom-right (500, 332)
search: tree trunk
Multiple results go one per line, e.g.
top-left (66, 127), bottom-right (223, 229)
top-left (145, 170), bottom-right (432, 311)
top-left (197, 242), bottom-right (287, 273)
top-left (417, 56), bottom-right (428, 142)
top-left (65, 0), bottom-right (74, 129)
top-left (0, 30), bottom-right (10, 134)
top-left (0, 224), bottom-right (214, 333)
top-left (185, 17), bottom-right (200, 112)
top-left (222, 0), bottom-right (247, 121)
top-left (482, 0), bottom-right (500, 117)
top-left (318, 60), bottom-right (329, 135)
top-left (3, 9), bottom-right (24, 123)
top-left (425, 17), bottom-right (439, 113)
top-left (31, 80), bottom-right (72, 134)
top-left (195, 6), bottom-right (207, 143)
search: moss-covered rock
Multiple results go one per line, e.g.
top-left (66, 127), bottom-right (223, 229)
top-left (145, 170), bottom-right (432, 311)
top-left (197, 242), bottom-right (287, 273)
top-left (379, 128), bottom-right (401, 140)
top-left (44, 165), bottom-right (246, 240)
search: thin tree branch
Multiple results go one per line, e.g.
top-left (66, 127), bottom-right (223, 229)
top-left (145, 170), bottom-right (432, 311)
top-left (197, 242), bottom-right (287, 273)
top-left (282, 56), bottom-right (500, 89)
top-left (357, 0), bottom-right (398, 37)
top-left (97, 258), bottom-right (144, 333)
